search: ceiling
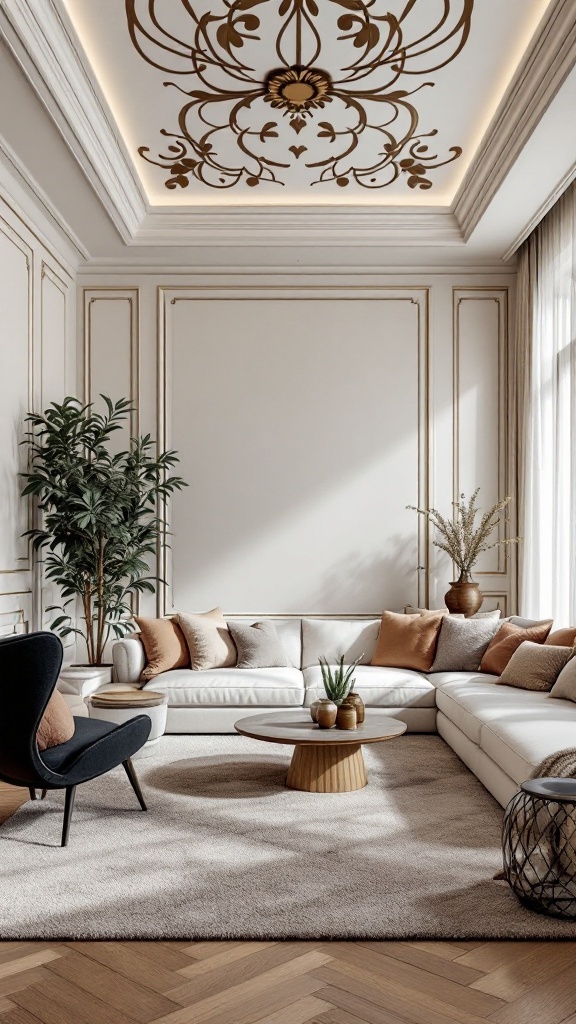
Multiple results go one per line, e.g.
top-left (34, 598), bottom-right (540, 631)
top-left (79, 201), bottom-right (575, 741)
top-left (0, 0), bottom-right (575, 262)
top-left (62, 0), bottom-right (552, 207)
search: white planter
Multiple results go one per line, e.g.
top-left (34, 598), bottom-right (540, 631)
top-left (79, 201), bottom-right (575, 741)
top-left (57, 665), bottom-right (113, 699)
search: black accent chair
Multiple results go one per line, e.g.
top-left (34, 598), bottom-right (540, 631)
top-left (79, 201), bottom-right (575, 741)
top-left (0, 631), bottom-right (151, 846)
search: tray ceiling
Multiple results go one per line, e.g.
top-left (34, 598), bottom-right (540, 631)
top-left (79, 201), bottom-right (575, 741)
top-left (62, 0), bottom-right (553, 207)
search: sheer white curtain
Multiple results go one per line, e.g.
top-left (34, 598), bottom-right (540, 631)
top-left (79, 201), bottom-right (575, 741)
top-left (519, 184), bottom-right (576, 624)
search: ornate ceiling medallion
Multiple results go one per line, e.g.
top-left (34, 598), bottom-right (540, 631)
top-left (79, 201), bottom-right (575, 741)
top-left (126, 0), bottom-right (475, 192)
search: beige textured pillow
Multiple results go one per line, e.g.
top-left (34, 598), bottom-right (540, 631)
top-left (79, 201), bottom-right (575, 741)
top-left (546, 627), bottom-right (576, 647)
top-left (372, 611), bottom-right (443, 672)
top-left (37, 690), bottom-right (75, 752)
top-left (135, 617), bottom-right (190, 679)
top-left (480, 620), bottom-right (553, 675)
top-left (550, 657), bottom-right (576, 700)
top-left (178, 608), bottom-right (236, 671)
top-left (497, 641), bottom-right (573, 691)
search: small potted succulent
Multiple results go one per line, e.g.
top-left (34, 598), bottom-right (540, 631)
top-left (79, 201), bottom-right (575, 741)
top-left (311, 656), bottom-right (363, 728)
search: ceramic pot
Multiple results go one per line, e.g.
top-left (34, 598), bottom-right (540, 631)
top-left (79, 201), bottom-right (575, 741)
top-left (310, 698), bottom-right (334, 723)
top-left (343, 692), bottom-right (365, 725)
top-left (317, 702), bottom-right (338, 729)
top-left (336, 704), bottom-right (357, 730)
top-left (444, 581), bottom-right (483, 617)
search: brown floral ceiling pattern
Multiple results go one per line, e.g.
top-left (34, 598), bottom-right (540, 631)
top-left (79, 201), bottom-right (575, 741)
top-left (125, 0), bottom-right (475, 192)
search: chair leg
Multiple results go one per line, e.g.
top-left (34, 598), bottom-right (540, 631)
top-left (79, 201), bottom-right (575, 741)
top-left (40, 789), bottom-right (47, 800)
top-left (61, 785), bottom-right (76, 847)
top-left (123, 758), bottom-right (147, 811)
top-left (28, 787), bottom-right (36, 801)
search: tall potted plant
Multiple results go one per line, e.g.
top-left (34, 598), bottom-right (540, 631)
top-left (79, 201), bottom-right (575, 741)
top-left (21, 396), bottom-right (187, 679)
top-left (408, 489), bottom-right (520, 616)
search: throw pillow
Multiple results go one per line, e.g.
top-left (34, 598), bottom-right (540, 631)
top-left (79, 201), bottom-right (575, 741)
top-left (550, 657), bottom-right (576, 700)
top-left (480, 620), bottom-right (553, 675)
top-left (546, 626), bottom-right (576, 647)
top-left (404, 606), bottom-right (500, 620)
top-left (178, 608), bottom-right (236, 671)
top-left (228, 621), bottom-right (289, 669)
top-left (372, 611), bottom-right (443, 672)
top-left (37, 690), bottom-right (75, 752)
top-left (135, 616), bottom-right (190, 679)
top-left (430, 616), bottom-right (502, 672)
top-left (497, 641), bottom-right (573, 691)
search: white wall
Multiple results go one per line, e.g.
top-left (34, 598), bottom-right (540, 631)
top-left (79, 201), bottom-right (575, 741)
top-left (0, 186), bottom-right (76, 637)
top-left (79, 268), bottom-right (517, 618)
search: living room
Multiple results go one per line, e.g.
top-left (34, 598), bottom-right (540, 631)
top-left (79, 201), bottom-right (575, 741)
top-left (1, 0), bottom-right (576, 1021)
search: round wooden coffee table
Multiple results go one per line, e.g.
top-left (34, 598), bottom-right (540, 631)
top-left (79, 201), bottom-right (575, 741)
top-left (235, 710), bottom-right (406, 793)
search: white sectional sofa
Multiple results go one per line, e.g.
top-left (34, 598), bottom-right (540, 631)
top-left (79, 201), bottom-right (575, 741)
top-left (112, 615), bottom-right (576, 809)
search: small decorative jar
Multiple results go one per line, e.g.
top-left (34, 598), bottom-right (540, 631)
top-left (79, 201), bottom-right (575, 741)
top-left (310, 698), bottom-right (334, 723)
top-left (343, 692), bottom-right (365, 725)
top-left (316, 701), bottom-right (338, 729)
top-left (336, 704), bottom-right (357, 730)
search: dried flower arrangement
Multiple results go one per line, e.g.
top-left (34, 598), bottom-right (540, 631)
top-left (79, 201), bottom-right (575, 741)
top-left (407, 488), bottom-right (520, 582)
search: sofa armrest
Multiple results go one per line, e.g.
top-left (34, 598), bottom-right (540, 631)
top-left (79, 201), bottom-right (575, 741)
top-left (113, 636), bottom-right (146, 686)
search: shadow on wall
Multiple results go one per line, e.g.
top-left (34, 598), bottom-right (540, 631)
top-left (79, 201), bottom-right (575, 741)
top-left (305, 538), bottom-right (421, 612)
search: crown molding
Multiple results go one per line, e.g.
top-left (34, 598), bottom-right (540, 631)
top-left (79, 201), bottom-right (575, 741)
top-left (453, 0), bottom-right (576, 241)
top-left (78, 260), bottom-right (516, 277)
top-left (132, 207), bottom-right (463, 248)
top-left (502, 159), bottom-right (576, 261)
top-left (0, 0), bottom-right (146, 243)
top-left (0, 134), bottom-right (86, 270)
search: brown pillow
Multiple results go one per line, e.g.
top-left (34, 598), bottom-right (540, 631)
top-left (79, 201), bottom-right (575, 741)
top-left (480, 620), bottom-right (553, 675)
top-left (546, 627), bottom-right (576, 647)
top-left (178, 608), bottom-right (236, 671)
top-left (135, 617), bottom-right (190, 680)
top-left (372, 611), bottom-right (444, 672)
top-left (497, 641), bottom-right (573, 691)
top-left (37, 690), bottom-right (75, 752)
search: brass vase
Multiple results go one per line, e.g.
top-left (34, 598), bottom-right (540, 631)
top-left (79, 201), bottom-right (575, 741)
top-left (317, 702), bottom-right (337, 729)
top-left (444, 580), bottom-right (483, 617)
top-left (336, 704), bottom-right (357, 730)
top-left (343, 692), bottom-right (365, 724)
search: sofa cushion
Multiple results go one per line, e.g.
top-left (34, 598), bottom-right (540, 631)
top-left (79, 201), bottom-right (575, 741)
top-left (228, 618), bottom-right (301, 668)
top-left (430, 616), bottom-right (501, 672)
top-left (480, 620), bottom-right (553, 674)
top-left (178, 608), bottom-right (236, 671)
top-left (301, 618), bottom-right (379, 669)
top-left (372, 611), bottom-right (443, 671)
top-left (497, 641), bottom-right (573, 691)
top-left (143, 668), bottom-right (304, 707)
top-left (431, 672), bottom-right (513, 744)
top-left (228, 620), bottom-right (289, 669)
top-left (135, 617), bottom-right (189, 679)
top-left (479, 699), bottom-right (576, 785)
top-left (303, 665), bottom-right (436, 708)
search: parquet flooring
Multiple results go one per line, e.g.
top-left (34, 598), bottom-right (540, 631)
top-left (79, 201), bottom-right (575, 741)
top-left (3, 786), bottom-right (576, 1024)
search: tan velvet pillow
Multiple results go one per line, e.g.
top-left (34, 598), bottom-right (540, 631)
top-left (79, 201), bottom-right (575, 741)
top-left (372, 611), bottom-right (444, 672)
top-left (135, 617), bottom-right (190, 680)
top-left (546, 627), bottom-right (576, 647)
top-left (480, 620), bottom-right (553, 675)
top-left (36, 690), bottom-right (75, 752)
top-left (178, 608), bottom-right (236, 671)
top-left (497, 641), bottom-right (573, 691)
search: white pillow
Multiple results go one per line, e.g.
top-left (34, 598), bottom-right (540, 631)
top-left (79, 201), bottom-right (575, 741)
top-left (301, 618), bottom-right (379, 669)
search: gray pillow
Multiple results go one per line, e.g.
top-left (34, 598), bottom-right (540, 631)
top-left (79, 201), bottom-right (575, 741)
top-left (430, 616), bottom-right (502, 672)
top-left (228, 620), bottom-right (289, 669)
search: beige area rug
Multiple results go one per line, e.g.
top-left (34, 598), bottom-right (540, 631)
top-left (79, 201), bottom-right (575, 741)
top-left (3, 734), bottom-right (576, 940)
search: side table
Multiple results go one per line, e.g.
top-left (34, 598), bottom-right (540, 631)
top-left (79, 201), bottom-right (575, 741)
top-left (502, 777), bottom-right (576, 919)
top-left (87, 690), bottom-right (168, 759)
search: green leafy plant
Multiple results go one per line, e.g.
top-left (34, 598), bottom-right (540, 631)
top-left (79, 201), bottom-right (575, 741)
top-left (407, 488), bottom-right (520, 583)
top-left (21, 396), bottom-right (187, 665)
top-left (319, 655), bottom-right (363, 705)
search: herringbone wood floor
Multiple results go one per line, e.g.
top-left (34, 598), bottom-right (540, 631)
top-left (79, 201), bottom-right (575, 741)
top-left (2, 783), bottom-right (576, 1024)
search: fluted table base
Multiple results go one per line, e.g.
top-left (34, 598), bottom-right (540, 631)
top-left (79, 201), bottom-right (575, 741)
top-left (286, 742), bottom-right (367, 793)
